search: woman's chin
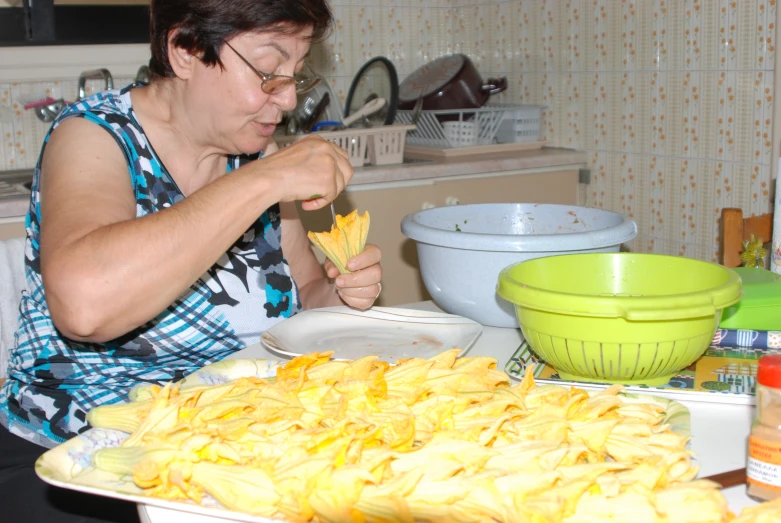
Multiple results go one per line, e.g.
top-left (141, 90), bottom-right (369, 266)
top-left (236, 136), bottom-right (272, 156)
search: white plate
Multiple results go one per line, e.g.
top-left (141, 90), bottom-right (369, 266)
top-left (260, 306), bottom-right (483, 363)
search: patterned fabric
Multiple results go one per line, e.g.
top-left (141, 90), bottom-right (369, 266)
top-left (712, 328), bottom-right (781, 350)
top-left (0, 84), bottom-right (301, 448)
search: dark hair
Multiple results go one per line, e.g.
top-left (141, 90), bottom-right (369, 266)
top-left (148, 0), bottom-right (333, 79)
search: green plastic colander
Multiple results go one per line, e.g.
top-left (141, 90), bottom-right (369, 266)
top-left (497, 253), bottom-right (743, 386)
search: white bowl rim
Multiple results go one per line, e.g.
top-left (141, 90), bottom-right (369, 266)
top-left (401, 203), bottom-right (638, 252)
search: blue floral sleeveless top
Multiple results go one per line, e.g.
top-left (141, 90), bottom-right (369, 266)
top-left (0, 84), bottom-right (302, 448)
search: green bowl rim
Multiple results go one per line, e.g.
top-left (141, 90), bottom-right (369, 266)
top-left (497, 253), bottom-right (743, 321)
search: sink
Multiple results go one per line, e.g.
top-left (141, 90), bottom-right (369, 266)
top-left (0, 169), bottom-right (33, 200)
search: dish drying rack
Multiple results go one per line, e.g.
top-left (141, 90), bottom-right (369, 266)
top-left (395, 104), bottom-right (545, 149)
top-left (275, 124), bottom-right (416, 167)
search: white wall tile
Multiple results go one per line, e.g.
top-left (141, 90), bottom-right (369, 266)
top-left (1, 0), bottom-right (771, 264)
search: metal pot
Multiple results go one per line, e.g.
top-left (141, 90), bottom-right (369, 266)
top-left (397, 54), bottom-right (507, 112)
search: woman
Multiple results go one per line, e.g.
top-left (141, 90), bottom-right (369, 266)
top-left (0, 0), bottom-right (381, 521)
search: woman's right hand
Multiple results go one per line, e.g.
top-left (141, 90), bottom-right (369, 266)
top-left (260, 136), bottom-right (354, 211)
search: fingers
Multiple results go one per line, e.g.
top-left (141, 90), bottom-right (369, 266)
top-left (328, 246), bottom-right (382, 309)
top-left (324, 260), bottom-right (340, 279)
top-left (297, 140), bottom-right (353, 211)
top-left (333, 148), bottom-right (354, 186)
top-left (336, 282), bottom-right (382, 310)
top-left (334, 260), bottom-right (382, 296)
top-left (343, 244), bottom-right (381, 272)
top-left (309, 137), bottom-right (352, 193)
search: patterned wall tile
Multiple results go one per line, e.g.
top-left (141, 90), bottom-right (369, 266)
top-left (513, 0), bottom-right (543, 72)
top-left (592, 0), bottom-right (608, 71)
top-left (620, 72), bottom-right (635, 152)
top-left (733, 71), bottom-right (758, 164)
top-left (722, 0), bottom-right (738, 69)
top-left (322, 4), bottom-right (352, 77)
top-left (758, 0), bottom-right (777, 69)
top-left (487, 2), bottom-right (513, 74)
top-left (591, 72), bottom-right (606, 151)
top-left (695, 0), bottom-right (720, 69)
top-left (620, 0), bottom-right (637, 71)
top-left (737, 0), bottom-right (759, 70)
top-left (560, 72), bottom-right (586, 149)
top-left (352, 5), bottom-right (386, 68)
top-left (618, 153), bottom-right (637, 220)
top-left (539, 0), bottom-right (559, 72)
top-left (563, 0), bottom-right (584, 72)
top-left (667, 0), bottom-right (687, 71)
top-left (1, 0), bottom-right (775, 266)
top-left (0, 84), bottom-right (14, 171)
top-left (634, 0), bottom-right (655, 70)
top-left (384, 6), bottom-right (409, 74)
top-left (696, 71), bottom-right (720, 160)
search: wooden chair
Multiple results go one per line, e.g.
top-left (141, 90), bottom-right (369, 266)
top-left (720, 208), bottom-right (773, 268)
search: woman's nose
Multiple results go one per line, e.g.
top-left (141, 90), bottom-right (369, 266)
top-left (275, 85), bottom-right (299, 112)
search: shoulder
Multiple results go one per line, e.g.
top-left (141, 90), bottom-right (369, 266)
top-left (53, 84), bottom-right (137, 129)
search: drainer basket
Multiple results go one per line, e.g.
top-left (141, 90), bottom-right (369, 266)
top-left (395, 104), bottom-right (545, 149)
top-left (275, 124), bottom-right (416, 167)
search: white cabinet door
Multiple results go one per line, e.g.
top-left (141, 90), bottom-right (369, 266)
top-left (0, 220), bottom-right (25, 241)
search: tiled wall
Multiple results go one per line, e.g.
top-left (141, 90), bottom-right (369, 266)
top-left (1, 0), bottom-right (776, 262)
top-left (0, 77), bottom-right (134, 172)
top-left (479, 0), bottom-right (775, 263)
top-left (317, 0), bottom-right (776, 262)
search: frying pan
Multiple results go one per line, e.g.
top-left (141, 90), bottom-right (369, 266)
top-left (397, 54), bottom-right (507, 112)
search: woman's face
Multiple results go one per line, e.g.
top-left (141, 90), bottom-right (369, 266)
top-left (187, 28), bottom-right (313, 155)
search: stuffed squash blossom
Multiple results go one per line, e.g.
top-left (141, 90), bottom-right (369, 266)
top-left (307, 209), bottom-right (370, 274)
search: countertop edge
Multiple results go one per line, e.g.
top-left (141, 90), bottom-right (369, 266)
top-left (0, 200), bottom-right (29, 220)
top-left (351, 147), bottom-right (588, 186)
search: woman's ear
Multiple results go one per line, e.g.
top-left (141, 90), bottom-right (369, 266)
top-left (167, 31), bottom-right (197, 80)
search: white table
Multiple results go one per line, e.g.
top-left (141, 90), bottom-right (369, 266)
top-left (141, 301), bottom-right (759, 522)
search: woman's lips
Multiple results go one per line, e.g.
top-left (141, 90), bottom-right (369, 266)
top-left (253, 121), bottom-right (277, 137)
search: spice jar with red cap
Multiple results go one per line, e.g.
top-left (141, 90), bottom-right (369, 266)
top-left (747, 354), bottom-right (781, 501)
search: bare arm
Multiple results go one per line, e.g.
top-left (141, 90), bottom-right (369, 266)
top-left (279, 201), bottom-right (341, 309)
top-left (40, 119), bottom-right (351, 342)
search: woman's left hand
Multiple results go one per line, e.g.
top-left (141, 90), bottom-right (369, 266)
top-left (324, 244), bottom-right (383, 309)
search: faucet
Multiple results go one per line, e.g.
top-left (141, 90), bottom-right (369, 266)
top-left (77, 68), bottom-right (114, 101)
top-left (33, 68), bottom-right (114, 124)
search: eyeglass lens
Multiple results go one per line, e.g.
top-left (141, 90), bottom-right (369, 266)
top-left (262, 76), bottom-right (320, 95)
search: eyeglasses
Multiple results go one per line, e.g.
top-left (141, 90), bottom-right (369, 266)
top-left (223, 41), bottom-right (321, 95)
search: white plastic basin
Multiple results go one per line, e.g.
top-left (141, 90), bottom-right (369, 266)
top-left (400, 203), bottom-right (638, 327)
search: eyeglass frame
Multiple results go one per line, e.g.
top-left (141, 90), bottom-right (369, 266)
top-left (222, 40), bottom-right (321, 95)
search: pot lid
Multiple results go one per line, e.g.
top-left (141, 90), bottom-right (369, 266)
top-left (398, 54), bottom-right (466, 103)
top-left (345, 56), bottom-right (399, 126)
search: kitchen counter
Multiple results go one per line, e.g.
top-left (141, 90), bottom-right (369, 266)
top-left (139, 300), bottom-right (759, 523)
top-left (0, 169), bottom-right (33, 220)
top-left (0, 147), bottom-right (586, 219)
top-left (350, 146), bottom-right (586, 187)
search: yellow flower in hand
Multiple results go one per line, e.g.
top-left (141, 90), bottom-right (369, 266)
top-left (307, 210), bottom-right (370, 274)
top-left (740, 234), bottom-right (767, 268)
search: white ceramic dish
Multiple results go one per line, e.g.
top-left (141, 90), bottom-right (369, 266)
top-left (260, 306), bottom-right (482, 363)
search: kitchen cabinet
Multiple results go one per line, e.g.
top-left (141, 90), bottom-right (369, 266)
top-left (0, 219), bottom-right (25, 241)
top-left (1, 2), bottom-right (149, 45)
top-left (297, 168), bottom-right (579, 307)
